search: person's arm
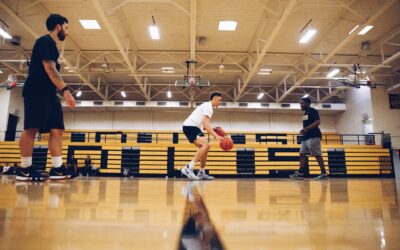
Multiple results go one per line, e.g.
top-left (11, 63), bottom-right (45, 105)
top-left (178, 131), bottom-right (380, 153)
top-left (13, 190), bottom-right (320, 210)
top-left (202, 116), bottom-right (223, 142)
top-left (43, 60), bottom-right (75, 108)
top-left (43, 60), bottom-right (65, 90)
top-left (301, 120), bottom-right (320, 134)
top-left (305, 119), bottom-right (320, 130)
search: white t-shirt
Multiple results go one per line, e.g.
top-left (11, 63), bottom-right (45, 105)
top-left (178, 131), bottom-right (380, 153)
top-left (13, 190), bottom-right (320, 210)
top-left (183, 102), bottom-right (213, 129)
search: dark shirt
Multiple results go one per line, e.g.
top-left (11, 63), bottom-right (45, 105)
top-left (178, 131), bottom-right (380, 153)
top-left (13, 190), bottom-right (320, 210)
top-left (302, 107), bottom-right (322, 141)
top-left (84, 159), bottom-right (92, 167)
top-left (23, 34), bottom-right (60, 98)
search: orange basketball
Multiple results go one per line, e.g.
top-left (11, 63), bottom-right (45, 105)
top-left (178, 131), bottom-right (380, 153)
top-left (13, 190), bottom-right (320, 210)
top-left (213, 127), bottom-right (226, 137)
top-left (220, 137), bottom-right (234, 151)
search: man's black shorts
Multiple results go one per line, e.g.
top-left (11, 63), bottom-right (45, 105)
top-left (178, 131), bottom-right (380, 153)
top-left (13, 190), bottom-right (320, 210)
top-left (24, 96), bottom-right (64, 133)
top-left (182, 126), bottom-right (205, 143)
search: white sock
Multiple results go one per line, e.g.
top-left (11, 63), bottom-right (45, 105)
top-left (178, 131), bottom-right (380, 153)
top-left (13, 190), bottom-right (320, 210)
top-left (188, 160), bottom-right (196, 169)
top-left (21, 157), bottom-right (32, 168)
top-left (51, 156), bottom-right (63, 168)
top-left (199, 168), bottom-right (205, 174)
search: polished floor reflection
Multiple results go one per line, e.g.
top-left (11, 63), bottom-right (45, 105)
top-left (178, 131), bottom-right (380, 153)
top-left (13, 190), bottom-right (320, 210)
top-left (0, 176), bottom-right (399, 250)
top-left (0, 177), bottom-right (186, 250)
top-left (201, 179), bottom-right (400, 250)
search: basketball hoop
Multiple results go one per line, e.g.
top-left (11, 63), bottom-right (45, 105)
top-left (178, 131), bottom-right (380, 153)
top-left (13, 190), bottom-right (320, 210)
top-left (174, 60), bottom-right (211, 88)
top-left (6, 74), bottom-right (17, 90)
top-left (189, 76), bottom-right (196, 86)
top-left (7, 81), bottom-right (17, 90)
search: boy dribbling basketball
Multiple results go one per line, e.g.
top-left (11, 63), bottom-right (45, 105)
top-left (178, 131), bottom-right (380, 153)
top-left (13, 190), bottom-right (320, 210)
top-left (181, 92), bottom-right (223, 180)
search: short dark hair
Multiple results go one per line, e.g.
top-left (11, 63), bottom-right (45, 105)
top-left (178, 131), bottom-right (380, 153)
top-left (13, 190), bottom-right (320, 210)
top-left (46, 14), bottom-right (68, 31)
top-left (300, 97), bottom-right (311, 104)
top-left (209, 91), bottom-right (222, 100)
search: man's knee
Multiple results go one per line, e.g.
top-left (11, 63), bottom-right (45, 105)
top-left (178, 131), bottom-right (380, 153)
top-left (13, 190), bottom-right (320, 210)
top-left (50, 129), bottom-right (64, 137)
top-left (195, 137), bottom-right (207, 146)
top-left (202, 141), bottom-right (210, 150)
top-left (23, 129), bottom-right (38, 138)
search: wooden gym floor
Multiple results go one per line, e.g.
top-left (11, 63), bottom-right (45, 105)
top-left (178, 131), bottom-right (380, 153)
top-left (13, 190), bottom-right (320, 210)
top-left (0, 176), bottom-right (399, 249)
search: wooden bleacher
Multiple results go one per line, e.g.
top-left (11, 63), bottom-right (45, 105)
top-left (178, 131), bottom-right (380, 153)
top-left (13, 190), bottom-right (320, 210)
top-left (0, 130), bottom-right (394, 177)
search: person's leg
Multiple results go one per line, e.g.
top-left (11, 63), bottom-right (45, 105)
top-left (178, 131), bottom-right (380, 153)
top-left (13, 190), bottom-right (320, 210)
top-left (181, 127), bottom-right (207, 180)
top-left (20, 96), bottom-right (44, 168)
top-left (199, 148), bottom-right (209, 170)
top-left (19, 129), bottom-right (38, 166)
top-left (16, 96), bottom-right (48, 181)
top-left (49, 129), bottom-right (64, 165)
top-left (181, 137), bottom-right (209, 180)
top-left (193, 138), bottom-right (214, 180)
top-left (315, 155), bottom-right (326, 173)
top-left (192, 137), bottom-right (210, 169)
top-left (290, 140), bottom-right (309, 179)
top-left (309, 138), bottom-right (326, 174)
top-left (299, 154), bottom-right (308, 174)
top-left (48, 100), bottom-right (69, 180)
top-left (310, 138), bottom-right (328, 179)
top-left (314, 155), bottom-right (328, 179)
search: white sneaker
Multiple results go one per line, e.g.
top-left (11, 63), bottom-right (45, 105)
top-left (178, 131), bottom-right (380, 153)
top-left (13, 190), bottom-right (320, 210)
top-left (197, 171), bottom-right (214, 180)
top-left (181, 165), bottom-right (200, 180)
top-left (314, 173), bottom-right (329, 180)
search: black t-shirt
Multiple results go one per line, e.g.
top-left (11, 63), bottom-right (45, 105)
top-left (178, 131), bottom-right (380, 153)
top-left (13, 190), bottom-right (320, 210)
top-left (302, 107), bottom-right (322, 141)
top-left (85, 159), bottom-right (92, 167)
top-left (23, 34), bottom-right (60, 98)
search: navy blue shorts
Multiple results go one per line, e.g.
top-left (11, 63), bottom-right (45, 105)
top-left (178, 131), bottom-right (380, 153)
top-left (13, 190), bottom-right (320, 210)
top-left (182, 126), bottom-right (204, 143)
top-left (24, 96), bottom-right (64, 133)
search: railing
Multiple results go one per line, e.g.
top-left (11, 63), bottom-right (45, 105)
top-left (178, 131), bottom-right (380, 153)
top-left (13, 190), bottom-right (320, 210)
top-left (1, 130), bottom-right (396, 147)
top-left (391, 136), bottom-right (400, 149)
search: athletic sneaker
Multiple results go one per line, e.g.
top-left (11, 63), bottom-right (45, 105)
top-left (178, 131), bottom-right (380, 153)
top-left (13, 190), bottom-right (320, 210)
top-left (289, 171), bottom-right (305, 180)
top-left (16, 166), bottom-right (48, 181)
top-left (314, 173), bottom-right (329, 180)
top-left (181, 165), bottom-right (200, 180)
top-left (49, 165), bottom-right (71, 180)
top-left (197, 171), bottom-right (214, 180)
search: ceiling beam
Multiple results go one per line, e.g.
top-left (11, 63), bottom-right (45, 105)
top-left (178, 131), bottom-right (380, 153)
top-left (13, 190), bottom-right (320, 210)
top-left (361, 25), bottom-right (400, 57)
top-left (0, 0), bottom-right (107, 100)
top-left (90, 0), bottom-right (150, 100)
top-left (190, 0), bottom-right (196, 60)
top-left (303, 0), bottom-right (358, 56)
top-left (369, 50), bottom-right (400, 73)
top-left (247, 12), bottom-right (268, 54)
top-left (235, 0), bottom-right (297, 101)
top-left (0, 61), bottom-right (20, 73)
top-left (387, 83), bottom-right (400, 92)
top-left (277, 0), bottom-right (398, 102)
top-left (335, 0), bottom-right (366, 22)
top-left (318, 87), bottom-right (348, 103)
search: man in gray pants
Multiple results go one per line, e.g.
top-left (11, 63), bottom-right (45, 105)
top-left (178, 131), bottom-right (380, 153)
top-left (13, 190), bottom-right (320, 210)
top-left (290, 97), bottom-right (328, 180)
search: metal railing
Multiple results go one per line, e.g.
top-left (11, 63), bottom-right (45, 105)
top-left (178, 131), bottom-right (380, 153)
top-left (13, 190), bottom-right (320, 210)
top-left (1, 130), bottom-right (396, 147)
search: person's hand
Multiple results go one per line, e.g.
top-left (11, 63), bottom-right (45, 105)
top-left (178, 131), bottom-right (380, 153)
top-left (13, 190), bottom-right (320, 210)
top-left (215, 135), bottom-right (223, 143)
top-left (300, 128), bottom-right (307, 135)
top-left (63, 90), bottom-right (76, 109)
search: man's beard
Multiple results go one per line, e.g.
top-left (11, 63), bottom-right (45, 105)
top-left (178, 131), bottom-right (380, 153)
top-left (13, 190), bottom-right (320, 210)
top-left (57, 30), bottom-right (66, 41)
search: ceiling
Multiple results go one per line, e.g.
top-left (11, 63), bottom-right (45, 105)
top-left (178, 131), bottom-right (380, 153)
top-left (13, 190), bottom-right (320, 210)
top-left (0, 0), bottom-right (399, 103)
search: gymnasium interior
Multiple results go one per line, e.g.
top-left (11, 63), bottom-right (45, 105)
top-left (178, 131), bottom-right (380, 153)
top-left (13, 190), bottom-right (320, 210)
top-left (0, 0), bottom-right (400, 249)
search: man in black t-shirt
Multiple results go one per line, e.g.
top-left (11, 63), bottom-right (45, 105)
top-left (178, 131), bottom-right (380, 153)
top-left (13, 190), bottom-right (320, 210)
top-left (290, 97), bottom-right (328, 180)
top-left (16, 14), bottom-right (75, 182)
